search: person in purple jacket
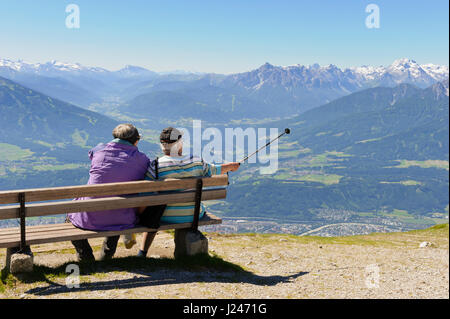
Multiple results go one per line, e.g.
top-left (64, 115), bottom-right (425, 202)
top-left (68, 124), bottom-right (150, 262)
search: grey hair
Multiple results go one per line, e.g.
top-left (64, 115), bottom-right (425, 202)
top-left (112, 123), bottom-right (141, 144)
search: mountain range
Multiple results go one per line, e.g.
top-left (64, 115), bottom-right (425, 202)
top-left (0, 60), bottom-right (448, 230)
top-left (1, 58), bottom-right (447, 121)
top-left (279, 79), bottom-right (449, 160)
top-left (221, 79), bottom-right (449, 223)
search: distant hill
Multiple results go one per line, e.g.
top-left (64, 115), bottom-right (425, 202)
top-left (0, 77), bottom-right (154, 190)
top-left (283, 80), bottom-right (449, 160)
top-left (215, 80), bottom-right (449, 226)
top-left (0, 76), bottom-right (118, 151)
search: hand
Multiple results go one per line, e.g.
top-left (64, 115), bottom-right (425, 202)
top-left (222, 162), bottom-right (240, 174)
top-left (228, 162), bottom-right (240, 172)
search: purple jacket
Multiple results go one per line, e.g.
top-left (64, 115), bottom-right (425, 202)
top-left (68, 139), bottom-right (150, 231)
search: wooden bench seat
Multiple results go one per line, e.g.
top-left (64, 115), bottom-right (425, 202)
top-left (0, 212), bottom-right (222, 249)
top-left (0, 175), bottom-right (228, 272)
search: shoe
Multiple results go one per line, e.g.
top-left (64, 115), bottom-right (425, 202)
top-left (123, 234), bottom-right (137, 249)
top-left (76, 251), bottom-right (95, 263)
top-left (71, 239), bottom-right (95, 262)
top-left (98, 236), bottom-right (120, 261)
top-left (137, 250), bottom-right (147, 258)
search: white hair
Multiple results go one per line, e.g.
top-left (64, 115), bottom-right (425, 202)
top-left (160, 138), bottom-right (183, 156)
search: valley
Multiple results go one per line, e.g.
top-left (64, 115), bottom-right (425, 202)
top-left (0, 58), bottom-right (448, 236)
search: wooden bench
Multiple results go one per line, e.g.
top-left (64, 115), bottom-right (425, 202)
top-left (0, 175), bottom-right (228, 273)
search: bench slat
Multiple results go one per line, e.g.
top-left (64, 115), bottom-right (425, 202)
top-left (0, 224), bottom-right (76, 239)
top-left (0, 188), bottom-right (226, 220)
top-left (0, 175), bottom-right (228, 204)
top-left (0, 213), bottom-right (222, 248)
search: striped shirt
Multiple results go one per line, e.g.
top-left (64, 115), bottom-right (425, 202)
top-left (145, 155), bottom-right (222, 223)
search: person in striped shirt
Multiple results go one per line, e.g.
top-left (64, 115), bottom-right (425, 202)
top-left (137, 127), bottom-right (240, 257)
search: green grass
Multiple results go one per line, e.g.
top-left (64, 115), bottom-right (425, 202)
top-left (357, 212), bottom-right (375, 217)
top-left (0, 143), bottom-right (34, 161)
top-left (407, 223), bottom-right (449, 237)
top-left (278, 149), bottom-right (302, 158)
top-left (216, 223), bottom-right (449, 248)
top-left (33, 140), bottom-right (53, 148)
top-left (71, 129), bottom-right (89, 148)
top-left (0, 268), bottom-right (16, 293)
top-left (295, 151), bottom-right (351, 168)
top-left (294, 174), bottom-right (342, 185)
top-left (271, 165), bottom-right (343, 185)
top-left (324, 151), bottom-right (352, 157)
top-left (379, 209), bottom-right (437, 225)
top-left (380, 180), bottom-right (422, 186)
top-left (138, 128), bottom-right (163, 145)
top-left (236, 174), bottom-right (252, 182)
top-left (391, 160), bottom-right (449, 171)
top-left (272, 168), bottom-right (293, 180)
top-left (32, 163), bottom-right (87, 172)
top-left (355, 136), bottom-right (385, 144)
top-left (278, 141), bottom-right (300, 150)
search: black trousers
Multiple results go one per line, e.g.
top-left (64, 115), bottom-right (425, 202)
top-left (71, 236), bottom-right (120, 261)
top-left (66, 214), bottom-right (120, 261)
top-left (138, 204), bottom-right (166, 228)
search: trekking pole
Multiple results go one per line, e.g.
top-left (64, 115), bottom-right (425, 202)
top-left (239, 128), bottom-right (290, 163)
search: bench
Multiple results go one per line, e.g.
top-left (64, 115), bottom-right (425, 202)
top-left (0, 175), bottom-right (228, 273)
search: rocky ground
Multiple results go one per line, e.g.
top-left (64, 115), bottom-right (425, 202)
top-left (0, 224), bottom-right (448, 299)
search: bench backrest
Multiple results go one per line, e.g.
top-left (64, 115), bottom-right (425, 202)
top-left (0, 175), bottom-right (228, 221)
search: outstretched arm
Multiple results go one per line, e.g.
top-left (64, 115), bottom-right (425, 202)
top-left (203, 161), bottom-right (240, 176)
top-left (219, 162), bottom-right (240, 174)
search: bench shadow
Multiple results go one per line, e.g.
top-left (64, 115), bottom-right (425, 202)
top-left (17, 254), bottom-right (308, 296)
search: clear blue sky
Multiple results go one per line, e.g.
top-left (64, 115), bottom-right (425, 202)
top-left (1, 0), bottom-right (448, 74)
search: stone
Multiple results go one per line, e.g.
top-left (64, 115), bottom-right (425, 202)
top-left (9, 253), bottom-right (34, 274)
top-left (174, 229), bottom-right (208, 258)
top-left (419, 241), bottom-right (434, 248)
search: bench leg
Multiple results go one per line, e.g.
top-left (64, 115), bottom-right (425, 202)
top-left (5, 248), bottom-right (12, 272)
top-left (174, 229), bottom-right (209, 258)
top-left (6, 246), bottom-right (34, 274)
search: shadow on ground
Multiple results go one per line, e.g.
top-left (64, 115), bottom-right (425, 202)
top-left (2, 254), bottom-right (308, 296)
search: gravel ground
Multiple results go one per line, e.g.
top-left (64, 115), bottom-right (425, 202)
top-left (0, 227), bottom-right (448, 299)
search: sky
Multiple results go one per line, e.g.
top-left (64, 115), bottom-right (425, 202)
top-left (0, 0), bottom-right (448, 74)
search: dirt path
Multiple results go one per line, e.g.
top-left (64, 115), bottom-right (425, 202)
top-left (0, 225), bottom-right (448, 299)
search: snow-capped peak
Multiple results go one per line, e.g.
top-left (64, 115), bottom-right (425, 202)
top-left (387, 58), bottom-right (424, 77)
top-left (421, 64), bottom-right (449, 82)
top-left (114, 65), bottom-right (157, 78)
top-left (390, 58), bottom-right (418, 67)
top-left (0, 58), bottom-right (108, 75)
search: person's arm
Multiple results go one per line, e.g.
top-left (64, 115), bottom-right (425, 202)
top-left (203, 161), bottom-right (240, 176)
top-left (219, 162), bottom-right (240, 175)
top-left (88, 143), bottom-right (106, 160)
